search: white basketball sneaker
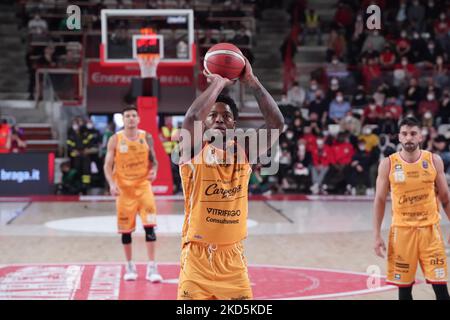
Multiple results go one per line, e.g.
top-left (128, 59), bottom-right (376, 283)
top-left (123, 261), bottom-right (138, 281)
top-left (146, 263), bottom-right (163, 283)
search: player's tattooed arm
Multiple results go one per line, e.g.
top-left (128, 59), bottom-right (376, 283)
top-left (146, 133), bottom-right (158, 172)
top-left (240, 57), bottom-right (284, 132)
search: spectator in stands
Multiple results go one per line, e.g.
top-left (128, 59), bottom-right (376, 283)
top-left (61, 50), bottom-right (80, 68)
top-left (57, 161), bottom-right (82, 195)
top-left (431, 135), bottom-right (450, 173)
top-left (403, 77), bottom-right (423, 115)
top-left (362, 56), bottom-right (382, 92)
top-left (340, 111), bottom-right (362, 137)
top-left (67, 119), bottom-right (90, 195)
top-left (310, 136), bottom-right (334, 194)
top-left (293, 139), bottom-right (313, 193)
top-left (28, 13), bottom-right (48, 41)
top-left (302, 124), bottom-right (319, 150)
top-left (393, 56), bottom-right (418, 89)
top-left (323, 132), bottom-right (354, 194)
top-left (303, 112), bottom-right (327, 134)
top-left (305, 79), bottom-right (320, 104)
top-left (361, 98), bottom-right (383, 126)
top-left (291, 116), bottom-right (304, 140)
top-left (383, 96), bottom-right (403, 120)
top-left (328, 77), bottom-right (341, 100)
top-left (346, 139), bottom-right (374, 195)
top-left (377, 134), bottom-right (397, 159)
top-left (326, 55), bottom-right (349, 80)
top-left (395, 0), bottom-right (408, 27)
top-left (278, 139), bottom-right (294, 191)
top-left (9, 125), bottom-right (26, 153)
top-left (379, 44), bottom-right (396, 71)
top-left (303, 8), bottom-right (322, 45)
top-left (328, 91), bottom-right (350, 124)
top-left (0, 119), bottom-right (11, 154)
top-left (286, 81), bottom-right (306, 108)
top-left (395, 30), bottom-right (411, 59)
top-left (436, 90), bottom-right (450, 125)
top-left (433, 55), bottom-right (449, 88)
top-left (37, 45), bottom-right (57, 68)
top-left (408, 31), bottom-right (427, 64)
top-left (362, 30), bottom-right (386, 55)
top-left (434, 12), bottom-right (450, 54)
top-left (232, 25), bottom-right (251, 46)
top-left (84, 119), bottom-right (101, 188)
top-left (333, 2), bottom-right (354, 38)
top-left (407, 0), bottom-right (426, 32)
top-left (418, 91), bottom-right (439, 118)
top-left (308, 90), bottom-right (328, 127)
top-left (348, 13), bottom-right (365, 64)
top-left (249, 165), bottom-right (272, 195)
top-left (358, 126), bottom-right (380, 153)
top-left (326, 29), bottom-right (347, 62)
top-left (422, 40), bottom-right (444, 69)
top-left (351, 85), bottom-right (368, 111)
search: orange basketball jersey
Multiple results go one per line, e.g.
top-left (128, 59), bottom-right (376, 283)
top-left (389, 150), bottom-right (441, 227)
top-left (113, 130), bottom-right (150, 188)
top-left (180, 143), bottom-right (252, 245)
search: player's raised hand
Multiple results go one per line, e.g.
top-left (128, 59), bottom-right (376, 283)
top-left (374, 236), bottom-right (386, 258)
top-left (239, 57), bottom-right (257, 85)
top-left (203, 69), bottom-right (234, 87)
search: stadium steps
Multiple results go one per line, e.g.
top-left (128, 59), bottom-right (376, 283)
top-left (17, 123), bottom-right (59, 154)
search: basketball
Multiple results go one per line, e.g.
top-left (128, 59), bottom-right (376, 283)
top-left (203, 43), bottom-right (246, 80)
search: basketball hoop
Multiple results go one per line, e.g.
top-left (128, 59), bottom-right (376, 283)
top-left (137, 53), bottom-right (160, 79)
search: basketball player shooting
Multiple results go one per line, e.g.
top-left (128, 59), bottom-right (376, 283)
top-left (373, 117), bottom-right (450, 300)
top-left (103, 106), bottom-right (163, 283)
top-left (176, 56), bottom-right (284, 300)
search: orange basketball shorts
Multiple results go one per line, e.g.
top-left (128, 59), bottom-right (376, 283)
top-left (177, 241), bottom-right (253, 300)
top-left (387, 224), bottom-right (448, 286)
top-left (116, 183), bottom-right (157, 233)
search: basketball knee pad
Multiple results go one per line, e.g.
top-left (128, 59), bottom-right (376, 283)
top-left (121, 233), bottom-right (132, 244)
top-left (144, 226), bottom-right (156, 242)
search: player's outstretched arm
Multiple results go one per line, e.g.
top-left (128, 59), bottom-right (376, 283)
top-left (240, 57), bottom-right (284, 133)
top-left (373, 157), bottom-right (390, 258)
top-left (103, 134), bottom-right (119, 196)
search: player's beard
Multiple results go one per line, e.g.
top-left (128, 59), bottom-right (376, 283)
top-left (402, 142), bottom-right (419, 153)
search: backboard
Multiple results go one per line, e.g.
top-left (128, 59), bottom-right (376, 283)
top-left (100, 9), bottom-right (195, 67)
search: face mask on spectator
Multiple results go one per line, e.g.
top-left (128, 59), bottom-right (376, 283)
top-left (401, 59), bottom-right (408, 66)
top-left (413, 33), bottom-right (419, 39)
top-left (86, 123), bottom-right (94, 129)
top-left (422, 129), bottom-right (429, 136)
top-left (358, 144), bottom-right (366, 151)
top-left (336, 95), bottom-right (343, 103)
top-left (299, 145), bottom-right (306, 153)
top-left (427, 94), bottom-right (435, 101)
top-left (424, 111), bottom-right (432, 119)
top-left (72, 124), bottom-right (79, 131)
top-left (440, 14), bottom-right (446, 20)
top-left (332, 59), bottom-right (338, 64)
top-left (369, 104), bottom-right (376, 110)
top-left (401, 31), bottom-right (407, 38)
top-left (286, 132), bottom-right (294, 139)
top-left (310, 84), bottom-right (318, 90)
top-left (363, 127), bottom-right (372, 135)
top-left (428, 44), bottom-right (435, 50)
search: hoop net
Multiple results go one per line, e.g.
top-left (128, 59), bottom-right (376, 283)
top-left (137, 27), bottom-right (160, 78)
top-left (137, 53), bottom-right (160, 79)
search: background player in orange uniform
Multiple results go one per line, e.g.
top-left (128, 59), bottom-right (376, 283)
top-left (177, 57), bottom-right (284, 299)
top-left (374, 116), bottom-right (450, 300)
top-left (104, 106), bottom-right (162, 282)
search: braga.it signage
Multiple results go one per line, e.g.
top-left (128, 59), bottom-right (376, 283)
top-left (0, 153), bottom-right (54, 196)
